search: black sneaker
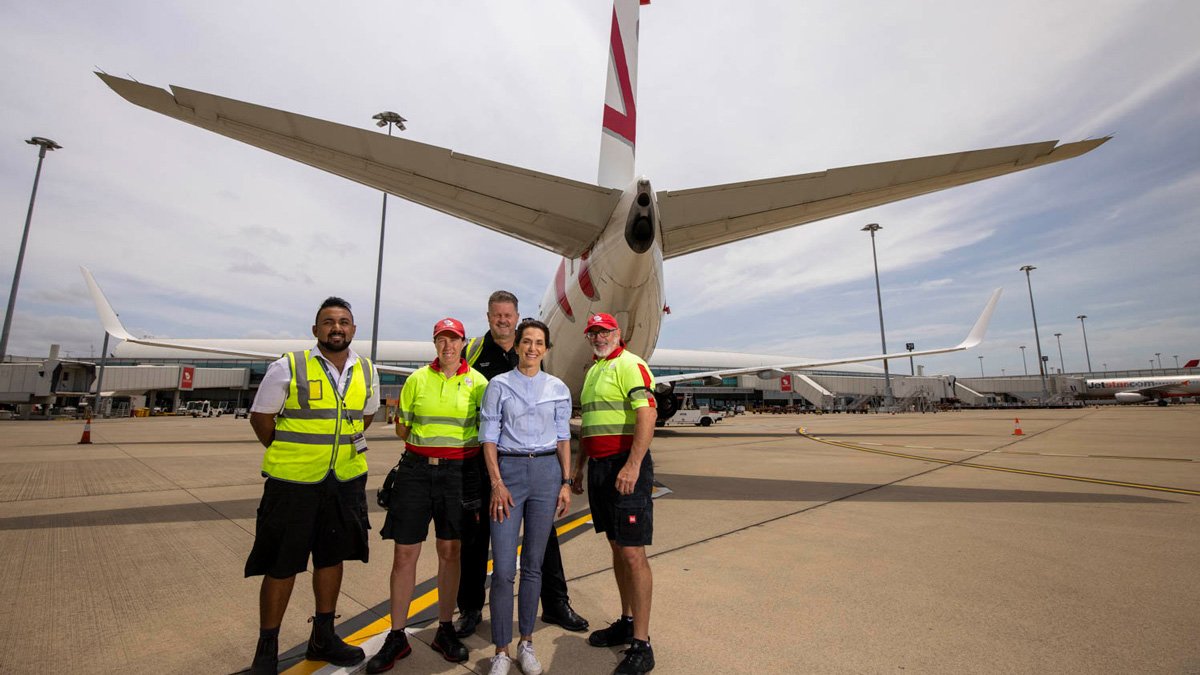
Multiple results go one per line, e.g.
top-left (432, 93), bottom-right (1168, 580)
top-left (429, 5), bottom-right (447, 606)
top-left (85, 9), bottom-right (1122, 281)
top-left (248, 634), bottom-right (278, 675)
top-left (431, 624), bottom-right (470, 663)
top-left (587, 617), bottom-right (633, 647)
top-left (455, 609), bottom-right (483, 638)
top-left (615, 639), bottom-right (655, 674)
top-left (365, 630), bottom-right (412, 674)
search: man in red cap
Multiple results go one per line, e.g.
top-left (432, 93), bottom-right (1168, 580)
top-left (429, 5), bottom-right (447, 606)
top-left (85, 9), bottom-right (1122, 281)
top-left (367, 317), bottom-right (488, 673)
top-left (572, 312), bottom-right (658, 674)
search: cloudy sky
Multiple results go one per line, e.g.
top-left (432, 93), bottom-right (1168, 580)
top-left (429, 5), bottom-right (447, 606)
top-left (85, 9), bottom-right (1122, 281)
top-left (1, 0), bottom-right (1197, 377)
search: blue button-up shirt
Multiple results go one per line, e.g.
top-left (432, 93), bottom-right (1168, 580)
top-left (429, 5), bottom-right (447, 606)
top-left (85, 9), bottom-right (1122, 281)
top-left (480, 369), bottom-right (572, 454)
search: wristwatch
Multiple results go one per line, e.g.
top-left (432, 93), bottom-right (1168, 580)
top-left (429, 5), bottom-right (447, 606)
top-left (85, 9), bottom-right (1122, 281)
top-left (562, 478), bottom-right (573, 486)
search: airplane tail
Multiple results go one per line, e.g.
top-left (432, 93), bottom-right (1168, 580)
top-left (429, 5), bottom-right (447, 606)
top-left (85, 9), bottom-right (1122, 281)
top-left (1185, 359), bottom-right (1198, 369)
top-left (598, 0), bottom-right (647, 189)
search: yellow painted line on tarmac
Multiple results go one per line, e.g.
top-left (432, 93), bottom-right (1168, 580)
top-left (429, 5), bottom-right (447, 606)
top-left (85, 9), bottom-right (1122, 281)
top-left (282, 511), bottom-right (595, 674)
top-left (798, 429), bottom-right (1200, 497)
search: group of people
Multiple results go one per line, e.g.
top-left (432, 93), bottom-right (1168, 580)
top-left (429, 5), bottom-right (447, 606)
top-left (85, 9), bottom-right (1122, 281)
top-left (245, 291), bottom-right (659, 675)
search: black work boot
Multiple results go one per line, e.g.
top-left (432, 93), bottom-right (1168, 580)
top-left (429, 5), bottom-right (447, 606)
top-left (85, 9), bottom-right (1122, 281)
top-left (248, 630), bottom-right (279, 674)
top-left (454, 608), bottom-right (483, 638)
top-left (306, 613), bottom-right (365, 666)
top-left (615, 638), bottom-right (655, 674)
top-left (542, 600), bottom-right (589, 632)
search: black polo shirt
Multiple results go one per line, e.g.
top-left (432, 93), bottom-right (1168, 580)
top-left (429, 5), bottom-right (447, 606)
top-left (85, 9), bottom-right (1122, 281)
top-left (463, 331), bottom-right (517, 380)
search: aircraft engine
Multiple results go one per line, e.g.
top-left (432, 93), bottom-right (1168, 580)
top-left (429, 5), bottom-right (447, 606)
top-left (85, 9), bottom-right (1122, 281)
top-left (1114, 392), bottom-right (1148, 403)
top-left (625, 180), bottom-right (657, 254)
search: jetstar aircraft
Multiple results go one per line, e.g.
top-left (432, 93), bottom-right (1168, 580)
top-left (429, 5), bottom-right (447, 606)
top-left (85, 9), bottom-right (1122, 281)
top-left (1080, 365), bottom-right (1200, 405)
top-left (90, 0), bottom-right (1104, 419)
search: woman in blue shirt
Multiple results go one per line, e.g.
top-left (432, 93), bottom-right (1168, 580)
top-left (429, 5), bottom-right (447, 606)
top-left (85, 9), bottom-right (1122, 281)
top-left (479, 319), bottom-right (573, 675)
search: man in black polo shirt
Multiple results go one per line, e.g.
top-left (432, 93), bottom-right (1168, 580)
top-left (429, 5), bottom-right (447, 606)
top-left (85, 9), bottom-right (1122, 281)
top-left (455, 290), bottom-right (589, 637)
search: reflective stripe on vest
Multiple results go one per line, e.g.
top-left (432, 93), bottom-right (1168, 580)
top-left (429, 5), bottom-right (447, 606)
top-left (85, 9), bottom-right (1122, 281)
top-left (399, 364), bottom-right (487, 459)
top-left (465, 337), bottom-right (485, 366)
top-left (262, 350), bottom-right (371, 483)
top-left (580, 349), bottom-right (656, 458)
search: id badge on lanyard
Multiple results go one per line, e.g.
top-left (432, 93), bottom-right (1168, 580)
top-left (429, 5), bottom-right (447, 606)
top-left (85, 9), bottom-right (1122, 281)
top-left (319, 359), bottom-right (368, 454)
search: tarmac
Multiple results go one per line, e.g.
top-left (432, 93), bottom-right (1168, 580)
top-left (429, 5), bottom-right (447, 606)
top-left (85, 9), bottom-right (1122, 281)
top-left (1, 406), bottom-right (1197, 674)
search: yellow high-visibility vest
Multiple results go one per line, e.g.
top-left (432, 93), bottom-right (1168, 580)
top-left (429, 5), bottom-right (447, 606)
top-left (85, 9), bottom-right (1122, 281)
top-left (262, 350), bottom-right (373, 483)
top-left (580, 347), bottom-right (656, 458)
top-left (398, 359), bottom-right (488, 459)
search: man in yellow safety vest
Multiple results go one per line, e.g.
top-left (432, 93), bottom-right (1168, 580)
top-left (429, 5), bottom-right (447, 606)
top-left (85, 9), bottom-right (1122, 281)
top-left (245, 297), bottom-right (379, 674)
top-left (572, 312), bottom-right (658, 675)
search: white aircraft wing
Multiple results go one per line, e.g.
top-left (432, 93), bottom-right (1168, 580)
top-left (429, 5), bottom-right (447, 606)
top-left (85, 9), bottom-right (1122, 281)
top-left (96, 74), bottom-right (620, 258)
top-left (656, 288), bottom-right (1001, 390)
top-left (656, 139), bottom-right (1109, 259)
top-left (81, 267), bottom-right (415, 375)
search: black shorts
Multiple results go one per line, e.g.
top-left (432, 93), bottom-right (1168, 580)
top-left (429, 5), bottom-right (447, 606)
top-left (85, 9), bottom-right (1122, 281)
top-left (587, 451), bottom-right (654, 547)
top-left (380, 453), bottom-right (481, 545)
top-left (244, 473), bottom-right (370, 579)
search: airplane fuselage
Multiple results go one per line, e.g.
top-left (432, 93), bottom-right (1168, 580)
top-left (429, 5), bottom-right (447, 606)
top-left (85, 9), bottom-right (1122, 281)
top-left (1081, 376), bottom-right (1199, 402)
top-left (539, 177), bottom-right (663, 398)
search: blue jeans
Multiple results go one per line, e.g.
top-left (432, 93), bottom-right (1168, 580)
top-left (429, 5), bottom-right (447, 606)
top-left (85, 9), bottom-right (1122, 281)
top-left (489, 454), bottom-right (560, 647)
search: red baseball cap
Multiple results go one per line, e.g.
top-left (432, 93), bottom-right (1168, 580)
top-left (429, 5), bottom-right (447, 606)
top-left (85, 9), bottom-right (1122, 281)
top-left (584, 313), bottom-right (619, 333)
top-left (433, 317), bottom-right (466, 338)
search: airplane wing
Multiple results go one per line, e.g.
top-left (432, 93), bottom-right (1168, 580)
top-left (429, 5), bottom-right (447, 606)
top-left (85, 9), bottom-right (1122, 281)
top-left (656, 139), bottom-right (1109, 259)
top-left (80, 267), bottom-right (415, 375)
top-left (655, 288), bottom-right (1001, 390)
top-left (96, 74), bottom-right (620, 258)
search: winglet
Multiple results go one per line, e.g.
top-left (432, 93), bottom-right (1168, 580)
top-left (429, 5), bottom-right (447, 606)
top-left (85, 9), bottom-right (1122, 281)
top-left (80, 266), bottom-right (134, 341)
top-left (955, 288), bottom-right (1003, 350)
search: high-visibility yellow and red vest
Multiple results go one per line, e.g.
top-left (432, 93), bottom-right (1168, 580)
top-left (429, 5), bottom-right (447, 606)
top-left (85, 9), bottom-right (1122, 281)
top-left (580, 346), bottom-right (656, 458)
top-left (398, 358), bottom-right (488, 459)
top-left (262, 350), bottom-right (374, 483)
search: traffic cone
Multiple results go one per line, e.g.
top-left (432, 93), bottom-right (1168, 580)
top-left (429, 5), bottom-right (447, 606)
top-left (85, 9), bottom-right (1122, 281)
top-left (1012, 418), bottom-right (1024, 436)
top-left (79, 416), bottom-right (93, 444)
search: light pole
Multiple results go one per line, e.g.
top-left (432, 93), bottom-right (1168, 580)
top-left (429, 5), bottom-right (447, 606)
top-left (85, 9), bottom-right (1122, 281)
top-left (369, 111), bottom-right (406, 364)
top-left (1, 137), bottom-right (61, 362)
top-left (978, 355), bottom-right (985, 377)
top-left (1174, 355), bottom-right (1180, 370)
top-left (906, 342), bottom-right (915, 375)
top-left (1020, 345), bottom-right (1028, 376)
top-left (861, 223), bottom-right (893, 407)
top-left (1149, 359), bottom-right (1155, 373)
top-left (1155, 352), bottom-right (1162, 371)
top-left (1020, 265), bottom-right (1049, 402)
top-left (1054, 333), bottom-right (1064, 373)
top-left (1076, 314), bottom-right (1092, 372)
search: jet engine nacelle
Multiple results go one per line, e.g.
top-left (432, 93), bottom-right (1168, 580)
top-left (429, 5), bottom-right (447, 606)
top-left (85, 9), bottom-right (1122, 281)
top-left (1114, 391), bottom-right (1148, 403)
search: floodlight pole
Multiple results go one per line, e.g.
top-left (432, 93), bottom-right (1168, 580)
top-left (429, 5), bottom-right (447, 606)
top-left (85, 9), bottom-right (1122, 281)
top-left (1020, 265), bottom-right (1049, 403)
top-left (1020, 345), bottom-right (1028, 376)
top-left (1, 137), bottom-right (61, 362)
top-left (978, 355), bottom-right (985, 377)
top-left (862, 223), bottom-right (893, 408)
top-left (1076, 314), bottom-right (1092, 373)
top-left (1054, 333), bottom-right (1064, 373)
top-left (1155, 352), bottom-right (1162, 371)
top-left (369, 112), bottom-right (406, 364)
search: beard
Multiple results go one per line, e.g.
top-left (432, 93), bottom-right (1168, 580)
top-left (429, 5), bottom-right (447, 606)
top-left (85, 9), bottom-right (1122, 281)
top-left (319, 336), bottom-right (351, 353)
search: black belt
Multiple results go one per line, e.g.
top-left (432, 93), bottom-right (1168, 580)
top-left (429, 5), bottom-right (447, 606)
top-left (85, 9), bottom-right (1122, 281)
top-left (499, 449), bottom-right (558, 458)
top-left (402, 451), bottom-right (466, 466)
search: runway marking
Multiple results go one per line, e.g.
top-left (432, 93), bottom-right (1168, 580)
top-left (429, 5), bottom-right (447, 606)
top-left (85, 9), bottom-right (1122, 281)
top-left (799, 430), bottom-right (1200, 497)
top-left (280, 512), bottom-right (597, 674)
top-left (823, 442), bottom-right (1196, 463)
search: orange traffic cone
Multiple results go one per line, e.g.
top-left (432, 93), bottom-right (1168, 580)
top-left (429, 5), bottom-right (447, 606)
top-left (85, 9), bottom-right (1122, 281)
top-left (79, 416), bottom-right (93, 444)
top-left (1012, 418), bottom-right (1024, 436)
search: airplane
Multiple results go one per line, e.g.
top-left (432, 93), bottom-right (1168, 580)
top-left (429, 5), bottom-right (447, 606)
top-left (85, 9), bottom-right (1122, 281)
top-left (1080, 365), bottom-right (1200, 405)
top-left (90, 0), bottom-right (1105, 419)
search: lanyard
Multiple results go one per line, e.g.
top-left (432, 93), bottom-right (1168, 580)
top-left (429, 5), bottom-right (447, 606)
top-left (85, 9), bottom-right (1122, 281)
top-left (316, 356), bottom-right (356, 423)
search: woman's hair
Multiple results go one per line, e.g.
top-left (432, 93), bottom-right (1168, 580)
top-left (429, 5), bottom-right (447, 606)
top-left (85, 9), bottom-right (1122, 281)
top-left (515, 318), bottom-right (552, 349)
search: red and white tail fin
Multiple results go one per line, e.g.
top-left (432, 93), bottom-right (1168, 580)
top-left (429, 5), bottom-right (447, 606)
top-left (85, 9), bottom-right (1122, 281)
top-left (598, 0), bottom-right (647, 189)
top-left (1184, 359), bottom-right (1199, 369)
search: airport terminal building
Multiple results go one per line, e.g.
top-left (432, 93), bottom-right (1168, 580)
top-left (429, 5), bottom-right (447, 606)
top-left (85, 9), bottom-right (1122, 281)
top-left (2, 341), bottom-right (1195, 419)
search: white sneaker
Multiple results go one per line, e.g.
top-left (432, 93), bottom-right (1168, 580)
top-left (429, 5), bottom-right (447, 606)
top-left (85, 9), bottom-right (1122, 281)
top-left (489, 652), bottom-right (513, 675)
top-left (516, 640), bottom-right (543, 675)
